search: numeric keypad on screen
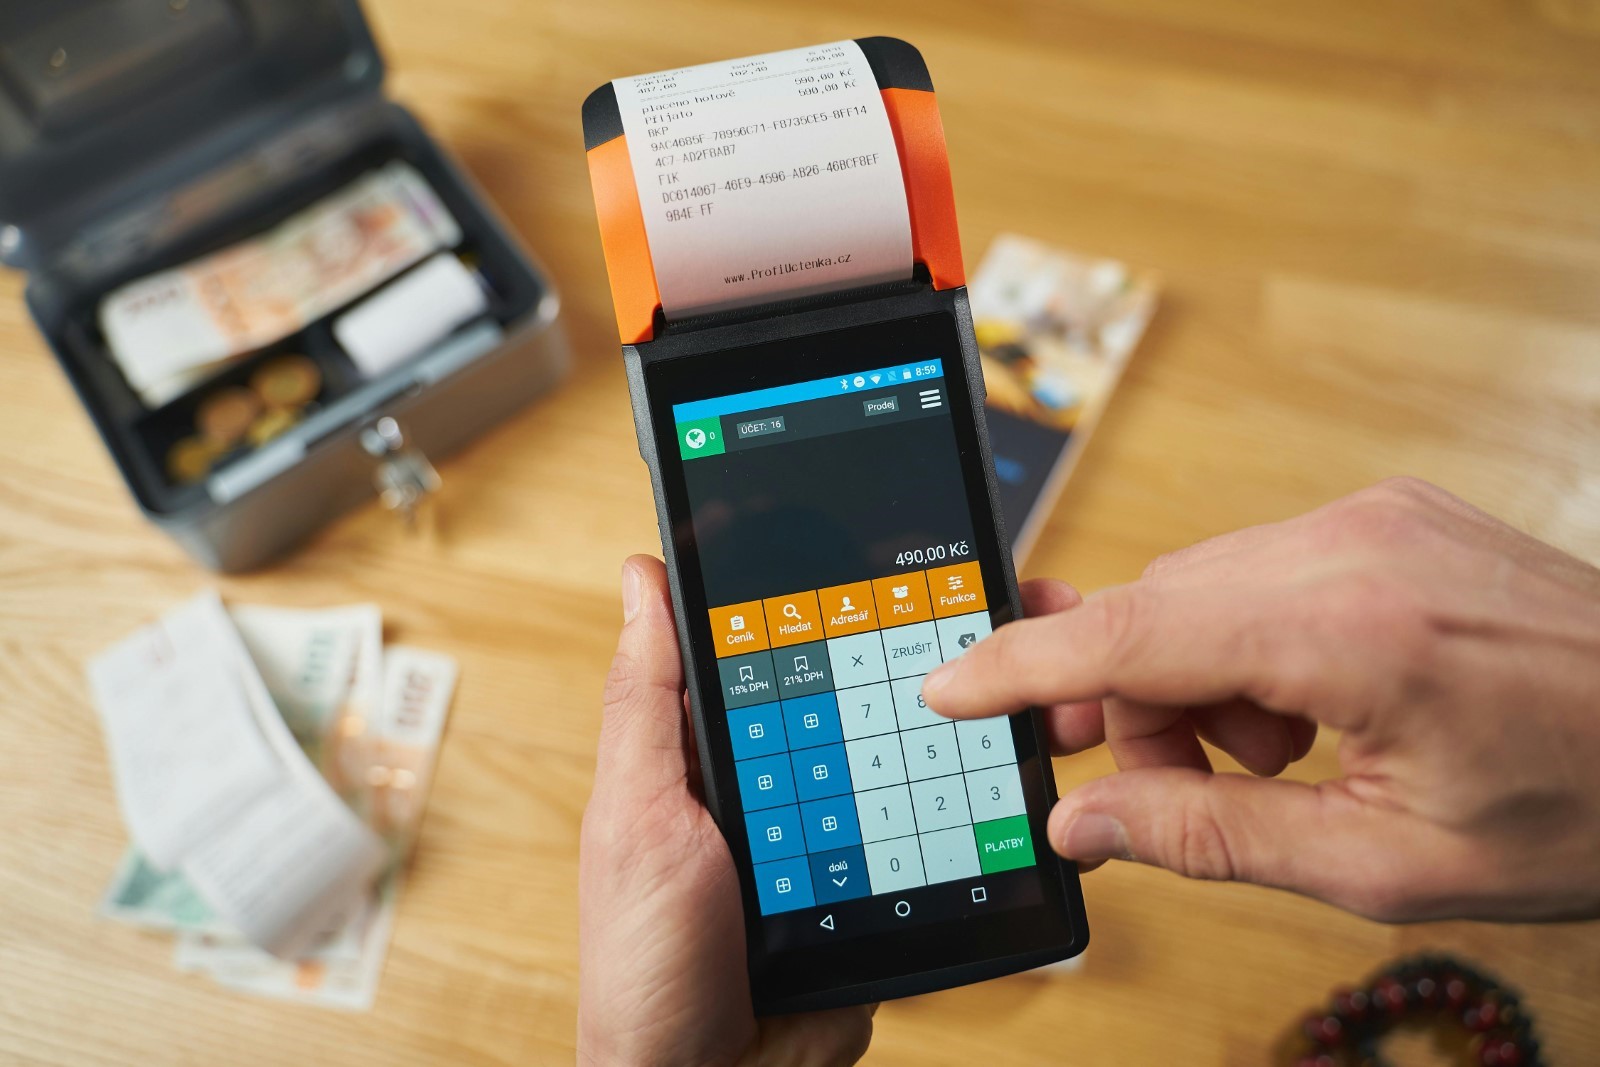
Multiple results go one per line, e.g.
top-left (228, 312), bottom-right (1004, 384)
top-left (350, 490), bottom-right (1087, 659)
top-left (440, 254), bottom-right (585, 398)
top-left (712, 562), bottom-right (1036, 914)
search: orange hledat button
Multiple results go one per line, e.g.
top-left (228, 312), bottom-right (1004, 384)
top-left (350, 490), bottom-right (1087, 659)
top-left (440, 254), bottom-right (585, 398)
top-left (764, 590), bottom-right (824, 648)
top-left (926, 561), bottom-right (987, 618)
top-left (708, 601), bottom-right (768, 658)
top-left (871, 571), bottom-right (932, 627)
top-left (818, 581), bottom-right (878, 637)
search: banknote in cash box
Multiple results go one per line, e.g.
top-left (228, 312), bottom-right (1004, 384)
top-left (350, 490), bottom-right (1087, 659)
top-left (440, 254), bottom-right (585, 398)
top-left (0, 0), bottom-right (568, 571)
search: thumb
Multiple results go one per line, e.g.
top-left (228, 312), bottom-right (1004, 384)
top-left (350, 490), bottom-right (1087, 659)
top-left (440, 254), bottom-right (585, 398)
top-left (753, 1006), bottom-right (875, 1067)
top-left (1049, 768), bottom-right (1430, 918)
top-left (596, 555), bottom-right (691, 800)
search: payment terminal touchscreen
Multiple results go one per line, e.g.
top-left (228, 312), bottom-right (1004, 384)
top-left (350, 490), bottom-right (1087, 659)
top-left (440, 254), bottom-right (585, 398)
top-left (636, 299), bottom-right (1089, 1013)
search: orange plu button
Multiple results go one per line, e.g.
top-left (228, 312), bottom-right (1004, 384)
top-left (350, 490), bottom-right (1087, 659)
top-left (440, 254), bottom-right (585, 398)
top-left (708, 601), bottom-right (768, 658)
top-left (927, 561), bottom-right (987, 618)
top-left (818, 581), bottom-right (877, 637)
top-left (872, 571), bottom-right (932, 627)
top-left (764, 590), bottom-right (824, 648)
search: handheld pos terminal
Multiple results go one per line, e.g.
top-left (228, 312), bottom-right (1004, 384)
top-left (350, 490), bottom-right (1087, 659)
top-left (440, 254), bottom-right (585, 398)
top-left (582, 38), bottom-right (1088, 1013)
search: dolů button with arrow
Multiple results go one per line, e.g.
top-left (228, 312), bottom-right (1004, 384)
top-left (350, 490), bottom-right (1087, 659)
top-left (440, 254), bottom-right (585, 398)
top-left (809, 846), bottom-right (870, 905)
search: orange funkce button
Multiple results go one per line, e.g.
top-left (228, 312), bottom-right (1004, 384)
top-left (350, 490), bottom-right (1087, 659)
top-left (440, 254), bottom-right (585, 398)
top-left (872, 571), bottom-right (933, 627)
top-left (926, 561), bottom-right (987, 618)
top-left (708, 600), bottom-right (769, 658)
top-left (764, 590), bottom-right (824, 648)
top-left (818, 581), bottom-right (877, 638)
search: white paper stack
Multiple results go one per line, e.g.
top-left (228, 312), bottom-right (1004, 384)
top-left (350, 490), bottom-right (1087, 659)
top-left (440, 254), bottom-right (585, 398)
top-left (90, 593), bottom-right (458, 1010)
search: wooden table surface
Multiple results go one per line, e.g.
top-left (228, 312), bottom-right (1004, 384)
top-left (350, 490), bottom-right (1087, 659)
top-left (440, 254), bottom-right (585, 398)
top-left (3, 2), bottom-right (1598, 1064)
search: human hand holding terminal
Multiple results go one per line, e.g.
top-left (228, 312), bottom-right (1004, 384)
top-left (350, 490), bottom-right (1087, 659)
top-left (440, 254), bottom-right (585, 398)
top-left (923, 478), bottom-right (1600, 923)
top-left (579, 555), bottom-right (873, 1067)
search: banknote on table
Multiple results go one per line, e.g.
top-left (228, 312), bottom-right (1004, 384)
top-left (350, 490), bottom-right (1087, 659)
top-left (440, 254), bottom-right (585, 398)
top-left (92, 593), bottom-right (456, 1009)
top-left (173, 644), bottom-right (458, 1010)
top-left (175, 596), bottom-right (385, 958)
top-left (172, 890), bottom-right (371, 973)
top-left (88, 592), bottom-right (386, 958)
top-left (369, 645), bottom-right (458, 850)
top-left (231, 603), bottom-right (383, 811)
top-left (100, 160), bottom-right (462, 407)
top-left (101, 602), bottom-right (384, 938)
top-left (98, 849), bottom-right (229, 937)
top-left (178, 877), bottom-right (400, 1012)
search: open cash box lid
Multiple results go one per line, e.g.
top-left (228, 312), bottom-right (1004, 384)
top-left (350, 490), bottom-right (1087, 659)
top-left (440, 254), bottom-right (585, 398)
top-left (0, 0), bottom-right (385, 274)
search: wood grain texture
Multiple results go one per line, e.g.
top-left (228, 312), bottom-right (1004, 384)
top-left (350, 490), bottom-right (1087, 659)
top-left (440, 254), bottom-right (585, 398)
top-left (2, 1), bottom-right (1598, 1063)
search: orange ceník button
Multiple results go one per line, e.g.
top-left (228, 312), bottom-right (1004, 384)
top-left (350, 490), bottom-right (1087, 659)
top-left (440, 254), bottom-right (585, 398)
top-left (708, 600), bottom-right (769, 658)
top-left (818, 581), bottom-right (877, 637)
top-left (926, 561), bottom-right (987, 618)
top-left (872, 571), bottom-right (933, 627)
top-left (764, 590), bottom-right (824, 647)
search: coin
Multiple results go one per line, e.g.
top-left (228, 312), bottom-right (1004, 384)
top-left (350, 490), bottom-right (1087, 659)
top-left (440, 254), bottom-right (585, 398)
top-left (166, 435), bottom-right (220, 484)
top-left (195, 386), bottom-right (262, 446)
top-left (246, 407), bottom-right (300, 447)
top-left (250, 354), bottom-right (322, 409)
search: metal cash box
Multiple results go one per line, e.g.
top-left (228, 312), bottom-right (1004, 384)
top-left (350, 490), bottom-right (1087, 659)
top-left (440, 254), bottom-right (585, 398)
top-left (0, 0), bottom-right (568, 571)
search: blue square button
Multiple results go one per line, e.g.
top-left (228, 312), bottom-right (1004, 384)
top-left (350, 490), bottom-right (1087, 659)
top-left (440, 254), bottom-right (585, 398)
top-left (745, 805), bottom-right (805, 864)
top-left (808, 845), bottom-right (870, 905)
top-left (781, 692), bottom-right (843, 750)
top-left (753, 855), bottom-right (815, 915)
top-left (728, 702), bottom-right (787, 760)
top-left (790, 743), bottom-right (852, 802)
top-left (800, 793), bottom-right (862, 852)
top-left (736, 753), bottom-right (796, 811)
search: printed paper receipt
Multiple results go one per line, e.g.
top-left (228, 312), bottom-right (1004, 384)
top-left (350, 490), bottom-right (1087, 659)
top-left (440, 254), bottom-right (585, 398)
top-left (612, 41), bottom-right (913, 316)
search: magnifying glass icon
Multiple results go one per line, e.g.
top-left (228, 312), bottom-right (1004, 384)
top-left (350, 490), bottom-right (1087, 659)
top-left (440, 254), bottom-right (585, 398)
top-left (783, 603), bottom-right (802, 621)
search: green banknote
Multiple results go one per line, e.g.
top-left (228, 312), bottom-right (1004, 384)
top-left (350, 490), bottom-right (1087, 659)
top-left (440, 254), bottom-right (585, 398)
top-left (99, 849), bottom-right (222, 934)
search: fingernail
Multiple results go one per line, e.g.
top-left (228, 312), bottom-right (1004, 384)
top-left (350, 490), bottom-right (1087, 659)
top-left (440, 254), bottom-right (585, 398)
top-left (621, 563), bottom-right (642, 623)
top-left (923, 658), bottom-right (958, 696)
top-left (1058, 813), bottom-right (1129, 861)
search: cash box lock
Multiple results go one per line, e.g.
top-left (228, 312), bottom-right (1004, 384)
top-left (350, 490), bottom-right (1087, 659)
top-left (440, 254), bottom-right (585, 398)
top-left (360, 416), bottom-right (440, 527)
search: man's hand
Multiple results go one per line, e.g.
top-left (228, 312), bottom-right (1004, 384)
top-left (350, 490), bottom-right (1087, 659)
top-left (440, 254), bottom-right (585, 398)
top-left (925, 478), bottom-right (1600, 923)
top-left (578, 555), bottom-right (874, 1066)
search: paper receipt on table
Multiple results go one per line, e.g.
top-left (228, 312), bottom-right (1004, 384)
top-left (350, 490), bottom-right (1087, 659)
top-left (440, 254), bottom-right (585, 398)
top-left (611, 40), bottom-right (914, 317)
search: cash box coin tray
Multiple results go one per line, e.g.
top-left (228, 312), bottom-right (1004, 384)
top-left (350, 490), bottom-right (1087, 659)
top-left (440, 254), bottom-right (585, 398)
top-left (0, 0), bottom-right (568, 570)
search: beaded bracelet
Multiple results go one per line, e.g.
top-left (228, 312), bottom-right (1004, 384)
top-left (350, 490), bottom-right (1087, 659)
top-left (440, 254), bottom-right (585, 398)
top-left (1294, 954), bottom-right (1543, 1067)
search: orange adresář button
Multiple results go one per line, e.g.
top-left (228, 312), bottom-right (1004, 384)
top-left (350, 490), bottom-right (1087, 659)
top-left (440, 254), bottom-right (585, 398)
top-left (871, 571), bottom-right (933, 627)
top-left (926, 561), bottom-right (987, 618)
top-left (708, 601), bottom-right (768, 658)
top-left (818, 581), bottom-right (877, 637)
top-left (764, 590), bottom-right (824, 647)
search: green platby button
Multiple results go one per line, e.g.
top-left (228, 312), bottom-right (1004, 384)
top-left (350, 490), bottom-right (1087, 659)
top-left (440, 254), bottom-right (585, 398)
top-left (676, 416), bottom-right (725, 460)
top-left (974, 814), bottom-right (1035, 874)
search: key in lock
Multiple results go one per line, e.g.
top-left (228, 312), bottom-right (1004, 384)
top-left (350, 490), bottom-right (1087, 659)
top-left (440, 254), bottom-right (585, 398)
top-left (360, 417), bottom-right (440, 530)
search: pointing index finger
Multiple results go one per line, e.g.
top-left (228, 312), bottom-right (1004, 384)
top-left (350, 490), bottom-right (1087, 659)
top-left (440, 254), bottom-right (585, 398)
top-left (923, 581), bottom-right (1327, 721)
